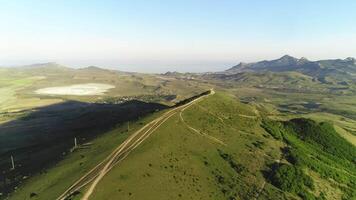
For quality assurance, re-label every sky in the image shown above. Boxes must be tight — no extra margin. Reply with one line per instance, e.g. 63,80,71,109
1,0,356,73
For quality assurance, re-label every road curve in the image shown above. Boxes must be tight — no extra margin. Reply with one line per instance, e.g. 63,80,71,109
57,89,214,200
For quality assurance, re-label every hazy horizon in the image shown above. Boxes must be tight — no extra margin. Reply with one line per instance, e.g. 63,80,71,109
1,0,356,73
2,54,356,74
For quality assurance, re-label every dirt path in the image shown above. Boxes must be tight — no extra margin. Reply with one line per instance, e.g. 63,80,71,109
238,114,257,119
81,112,177,200
178,90,226,146
57,89,214,200
253,181,266,200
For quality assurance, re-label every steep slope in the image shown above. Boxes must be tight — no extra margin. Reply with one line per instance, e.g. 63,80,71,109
227,55,309,73
262,118,356,199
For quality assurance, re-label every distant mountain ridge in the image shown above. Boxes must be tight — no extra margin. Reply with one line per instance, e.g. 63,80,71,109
15,62,68,69
225,55,356,81
2,56,356,81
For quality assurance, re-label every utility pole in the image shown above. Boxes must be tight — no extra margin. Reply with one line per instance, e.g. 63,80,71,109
74,137,78,148
127,121,130,132
10,155,15,170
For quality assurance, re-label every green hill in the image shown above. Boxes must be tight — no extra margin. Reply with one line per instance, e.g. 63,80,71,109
262,118,356,200
5,90,356,200
85,92,287,200
8,92,288,200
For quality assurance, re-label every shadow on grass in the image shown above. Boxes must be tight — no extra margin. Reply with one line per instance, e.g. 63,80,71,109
0,100,168,196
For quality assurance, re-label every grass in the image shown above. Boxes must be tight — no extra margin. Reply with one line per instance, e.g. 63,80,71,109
89,92,285,200
0,65,209,117
0,72,39,111
0,100,167,198
7,110,164,200
262,118,356,200
225,79,356,147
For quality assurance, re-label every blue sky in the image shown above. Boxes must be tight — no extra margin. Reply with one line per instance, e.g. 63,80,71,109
1,0,356,72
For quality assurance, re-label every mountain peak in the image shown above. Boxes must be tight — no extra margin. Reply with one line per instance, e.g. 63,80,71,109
279,55,298,61
345,57,356,63
273,55,300,66
299,57,309,61
236,62,248,67
84,66,104,70
22,62,66,69
225,62,250,73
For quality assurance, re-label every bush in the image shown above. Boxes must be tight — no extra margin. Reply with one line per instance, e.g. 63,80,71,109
263,117,356,199
261,120,283,140
269,163,314,195
284,147,304,166
218,149,245,174
298,191,316,200
284,118,355,163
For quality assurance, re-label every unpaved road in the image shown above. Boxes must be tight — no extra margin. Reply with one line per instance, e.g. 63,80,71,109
57,89,214,200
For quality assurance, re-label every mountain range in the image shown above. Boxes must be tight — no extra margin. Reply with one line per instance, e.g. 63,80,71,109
225,55,356,83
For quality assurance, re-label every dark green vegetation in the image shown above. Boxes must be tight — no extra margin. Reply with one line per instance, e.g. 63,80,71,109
262,118,356,200
284,118,355,162
269,164,314,198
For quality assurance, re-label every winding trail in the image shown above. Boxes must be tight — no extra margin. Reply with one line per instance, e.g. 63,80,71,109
57,89,214,200
178,89,226,145
179,105,226,145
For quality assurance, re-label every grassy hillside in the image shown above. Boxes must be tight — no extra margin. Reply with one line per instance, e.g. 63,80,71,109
5,90,355,200
0,100,166,198
262,118,356,200
6,110,165,200
87,92,288,200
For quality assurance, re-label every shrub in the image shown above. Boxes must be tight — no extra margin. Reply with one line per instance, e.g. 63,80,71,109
269,163,314,195
218,149,245,174
284,118,355,163
261,120,283,140
284,147,304,166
